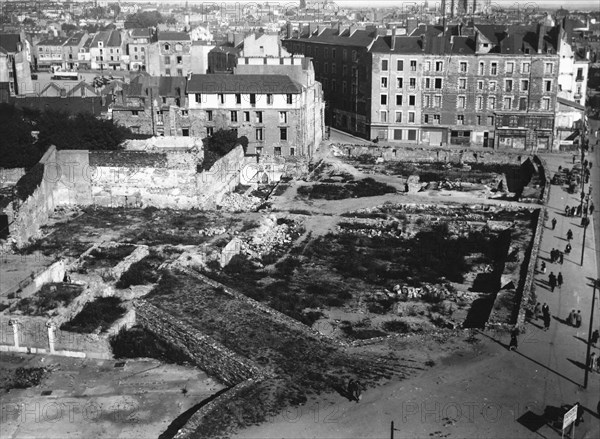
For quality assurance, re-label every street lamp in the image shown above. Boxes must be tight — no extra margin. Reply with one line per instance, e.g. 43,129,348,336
583,278,598,389
580,214,590,266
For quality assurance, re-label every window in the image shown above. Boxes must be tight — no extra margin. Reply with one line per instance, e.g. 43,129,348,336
490,62,497,75
458,96,466,108
457,115,464,125
352,50,357,61
395,111,402,122
545,63,553,74
380,110,387,123
290,147,295,156
181,110,188,116
267,94,273,104
206,110,213,121
332,48,336,58
544,80,552,92
434,95,442,108
279,111,287,123
332,63,336,74
488,116,495,126
342,81,347,93
409,95,416,106
175,43,183,51
394,129,403,140
131,110,139,116
542,97,550,110
521,80,529,92
506,62,514,74
503,97,512,110
477,80,484,90
256,112,263,123
256,128,263,141
425,78,431,89
195,93,202,103
397,59,403,71
182,128,189,137
433,114,440,124
409,78,416,89
165,68,171,76
408,112,415,123
381,77,388,88
332,79,337,91
206,127,214,136
256,146,263,154
395,94,403,106
459,78,467,90
324,48,329,58
164,55,170,65
218,93,225,104
250,94,256,105
407,130,417,141
477,96,484,110
424,61,431,72
380,94,387,105
477,116,482,126
488,97,496,109
177,56,182,64
243,111,250,122
478,62,484,75
280,128,287,141
162,97,167,104
435,61,442,71
434,78,443,89
396,77,403,88
382,59,388,71
424,114,430,124
274,147,282,156
343,65,347,76
459,61,468,73
489,81,497,92
286,94,293,104
519,97,527,110
410,60,417,71
324,63,329,73
505,79,513,92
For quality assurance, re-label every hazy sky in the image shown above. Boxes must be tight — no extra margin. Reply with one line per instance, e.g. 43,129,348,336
116,0,598,6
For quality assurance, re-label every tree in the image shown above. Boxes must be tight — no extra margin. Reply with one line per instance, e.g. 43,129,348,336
0,104,44,169
201,129,247,171
125,11,165,29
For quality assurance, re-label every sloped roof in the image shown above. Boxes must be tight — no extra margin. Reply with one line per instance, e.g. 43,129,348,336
158,31,190,41
158,76,186,97
130,28,152,38
66,81,98,97
64,32,86,46
557,97,585,111
187,74,301,94
38,37,69,46
294,28,377,47
0,34,21,53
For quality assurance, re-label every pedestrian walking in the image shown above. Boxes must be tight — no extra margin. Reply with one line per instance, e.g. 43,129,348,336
568,309,576,326
577,204,583,217
543,313,551,331
573,155,576,164
575,310,582,328
551,218,557,230
549,272,556,292
509,327,519,351
565,205,570,216
588,353,597,372
590,202,595,216
565,243,572,255
571,206,576,217
592,329,599,346
542,302,550,318
540,261,547,273
550,248,557,263
567,229,573,241
557,272,563,288
559,251,564,264
534,303,542,320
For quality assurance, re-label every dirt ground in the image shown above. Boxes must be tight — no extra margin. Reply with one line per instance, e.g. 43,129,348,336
0,352,226,439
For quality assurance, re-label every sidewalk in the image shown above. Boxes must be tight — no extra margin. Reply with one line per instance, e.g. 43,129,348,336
523,151,600,436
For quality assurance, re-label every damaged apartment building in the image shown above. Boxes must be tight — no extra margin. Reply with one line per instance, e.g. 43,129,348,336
283,21,589,151
111,33,324,157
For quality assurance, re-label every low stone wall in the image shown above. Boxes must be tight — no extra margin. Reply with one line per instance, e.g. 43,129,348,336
17,259,66,300
0,168,26,188
515,208,545,330
197,145,245,208
134,300,264,386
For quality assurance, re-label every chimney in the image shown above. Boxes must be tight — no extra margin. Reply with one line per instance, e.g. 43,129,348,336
286,22,293,39
318,24,328,35
308,22,318,36
391,26,396,51
537,24,545,54
421,34,427,51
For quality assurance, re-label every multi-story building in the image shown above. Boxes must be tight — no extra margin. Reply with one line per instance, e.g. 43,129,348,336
146,31,192,77
186,74,313,156
90,30,123,71
35,36,67,70
126,28,153,72
61,31,88,70
0,32,33,96
284,22,585,151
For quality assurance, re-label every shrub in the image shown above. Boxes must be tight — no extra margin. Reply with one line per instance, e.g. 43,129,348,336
12,367,47,388
15,163,44,201
116,257,159,289
13,283,83,316
109,326,192,364
60,297,126,333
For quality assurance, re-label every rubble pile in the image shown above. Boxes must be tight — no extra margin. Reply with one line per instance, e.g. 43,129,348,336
198,227,227,237
336,220,403,238
218,192,262,212
241,214,301,259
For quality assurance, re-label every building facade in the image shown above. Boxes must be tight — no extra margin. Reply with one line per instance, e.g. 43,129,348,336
146,31,192,77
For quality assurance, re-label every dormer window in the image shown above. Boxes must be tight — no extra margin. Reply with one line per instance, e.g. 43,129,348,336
164,43,170,51
175,43,183,51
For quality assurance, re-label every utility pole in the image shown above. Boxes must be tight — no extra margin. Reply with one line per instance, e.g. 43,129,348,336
581,215,589,266
583,279,597,388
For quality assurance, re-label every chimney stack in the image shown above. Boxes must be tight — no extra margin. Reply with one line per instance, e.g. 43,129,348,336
537,24,545,54
391,27,396,51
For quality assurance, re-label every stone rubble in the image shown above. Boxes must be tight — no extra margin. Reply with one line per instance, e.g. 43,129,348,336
217,192,262,212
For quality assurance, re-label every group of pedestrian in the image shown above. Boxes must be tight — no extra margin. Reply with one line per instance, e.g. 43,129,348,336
567,229,574,241
347,379,364,403
567,309,583,328
564,205,578,217
549,248,564,264
548,272,564,291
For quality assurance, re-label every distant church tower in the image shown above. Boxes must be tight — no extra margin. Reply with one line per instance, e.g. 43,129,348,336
300,0,306,9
